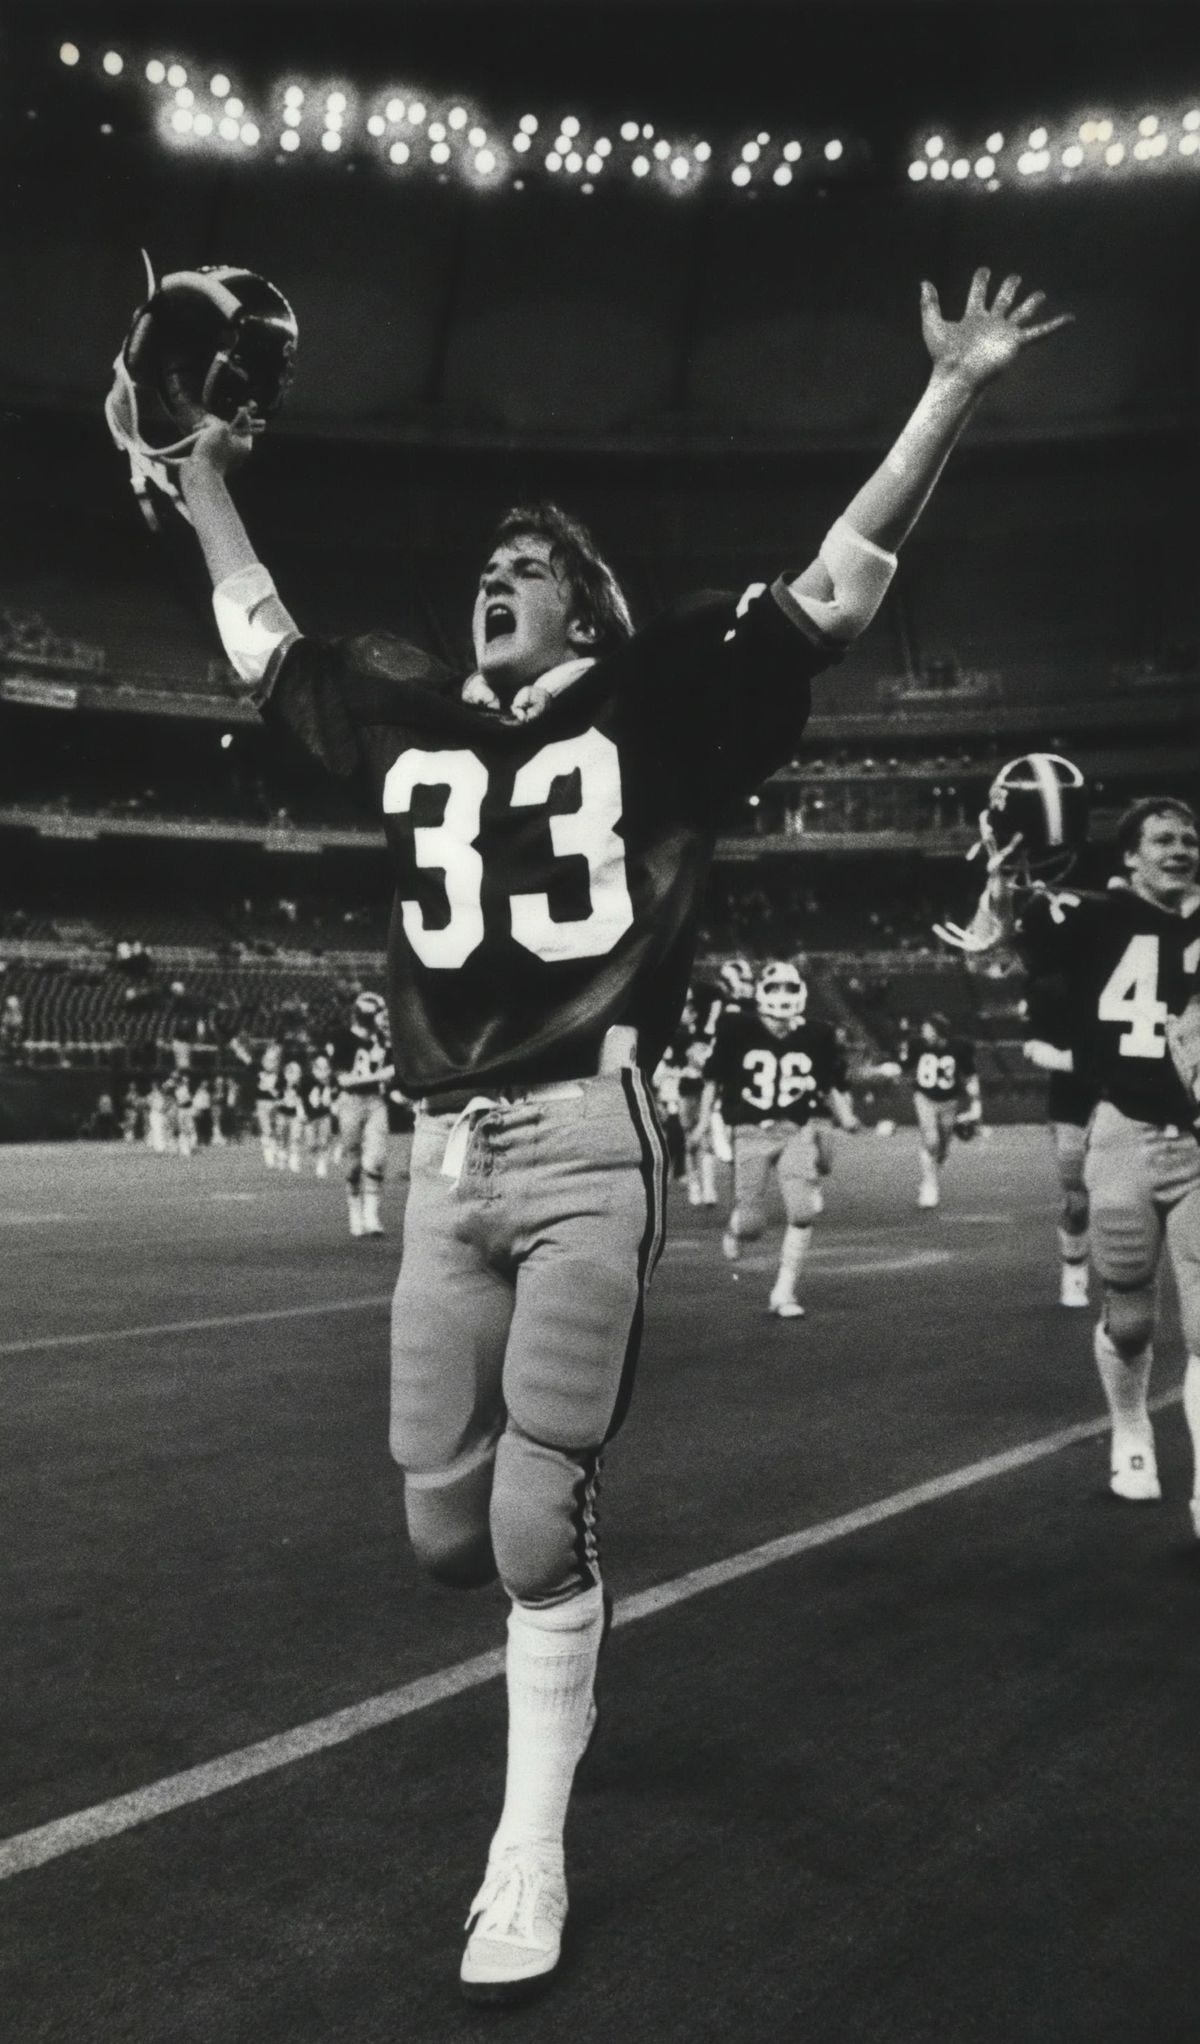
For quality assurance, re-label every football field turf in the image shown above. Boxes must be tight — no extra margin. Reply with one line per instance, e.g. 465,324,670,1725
2,1128,1196,2043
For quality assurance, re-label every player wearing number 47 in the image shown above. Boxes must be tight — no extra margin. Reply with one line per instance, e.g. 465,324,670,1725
173,265,1071,2004
947,789,1200,1533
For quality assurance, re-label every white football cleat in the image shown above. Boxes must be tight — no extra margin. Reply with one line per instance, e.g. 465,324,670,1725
347,1191,365,1238
1059,1262,1089,1308
1109,1432,1162,1503
722,1229,740,1261
768,1293,805,1319
460,1846,567,2004
916,1182,940,1209
360,1191,385,1236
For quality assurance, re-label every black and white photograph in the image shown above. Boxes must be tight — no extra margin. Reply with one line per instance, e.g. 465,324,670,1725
2,0,1198,2035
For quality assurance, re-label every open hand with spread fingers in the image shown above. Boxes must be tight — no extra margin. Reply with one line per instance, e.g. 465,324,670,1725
921,267,1073,390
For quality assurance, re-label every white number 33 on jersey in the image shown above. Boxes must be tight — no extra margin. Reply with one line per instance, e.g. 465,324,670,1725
383,729,635,968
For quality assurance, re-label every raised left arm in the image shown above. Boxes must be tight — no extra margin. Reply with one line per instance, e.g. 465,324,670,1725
790,269,1073,642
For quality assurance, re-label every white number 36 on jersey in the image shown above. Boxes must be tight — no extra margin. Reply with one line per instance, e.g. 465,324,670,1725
382,729,635,968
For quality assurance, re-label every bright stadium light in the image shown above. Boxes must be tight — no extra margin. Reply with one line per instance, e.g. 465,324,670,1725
283,106,301,126
1138,114,1158,136
742,141,761,162
167,65,187,88
241,124,259,147
1185,109,1200,130
986,131,1004,152
428,121,446,141
773,164,792,186
172,108,193,134
951,157,969,177
146,60,166,84
620,121,638,141
671,155,690,180
475,149,496,175
468,126,486,147
565,150,583,172
280,129,300,152
520,114,538,134
367,113,386,137
283,85,304,106
825,138,843,160
1029,125,1048,147
321,130,341,152
408,101,426,124
103,51,124,76
386,97,405,121
642,124,654,139
220,117,239,141
757,132,770,146
60,43,80,66
975,155,995,178
930,157,950,179
449,107,468,130
211,74,230,98
731,163,751,186
1095,119,1113,141
1062,144,1083,167
513,132,531,153
562,115,581,138
1105,141,1124,165
431,140,451,164
596,137,612,156
226,99,243,119
783,140,802,161
925,135,944,157
389,140,410,164
327,91,347,113
586,152,603,173
176,86,195,108
908,159,928,181
653,138,670,160
546,150,562,170
1181,133,1200,155
632,154,650,176
193,112,214,138
325,109,344,130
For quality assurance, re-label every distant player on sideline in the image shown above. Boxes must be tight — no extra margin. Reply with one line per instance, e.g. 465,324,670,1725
305,1050,337,1178
331,991,393,1236
254,1041,284,1167
173,264,1071,2001
949,786,1200,1522
895,1014,982,1208
701,962,859,1316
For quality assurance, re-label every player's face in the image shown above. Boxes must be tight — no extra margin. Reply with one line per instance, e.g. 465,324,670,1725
471,537,581,691
1125,813,1199,907
919,1021,943,1046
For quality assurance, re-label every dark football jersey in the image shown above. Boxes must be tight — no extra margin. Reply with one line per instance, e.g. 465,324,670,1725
305,1075,336,1117
711,1009,846,1127
330,1025,393,1096
902,1035,975,1101
1019,886,1200,1127
278,1061,307,1118
256,1060,280,1104
1023,961,1099,1128
258,580,836,1098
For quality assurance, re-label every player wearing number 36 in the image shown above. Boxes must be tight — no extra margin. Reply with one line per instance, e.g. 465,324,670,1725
177,266,1071,2003
954,791,1200,1530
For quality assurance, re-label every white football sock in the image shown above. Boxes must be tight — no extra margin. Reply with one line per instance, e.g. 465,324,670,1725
491,1582,606,1867
772,1222,811,1303
1183,1355,1200,1502
1093,1320,1152,1433
920,1150,938,1190
699,1151,717,1202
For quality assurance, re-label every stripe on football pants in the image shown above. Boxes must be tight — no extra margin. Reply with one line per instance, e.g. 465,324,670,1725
605,1067,670,1442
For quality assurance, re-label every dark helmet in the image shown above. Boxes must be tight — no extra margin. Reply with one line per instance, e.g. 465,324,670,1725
984,753,1088,876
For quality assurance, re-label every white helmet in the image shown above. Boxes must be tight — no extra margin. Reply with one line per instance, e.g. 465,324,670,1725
718,958,755,1002
755,962,807,1024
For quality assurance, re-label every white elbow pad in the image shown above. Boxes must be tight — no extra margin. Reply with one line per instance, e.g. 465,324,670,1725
792,517,898,643
212,564,298,687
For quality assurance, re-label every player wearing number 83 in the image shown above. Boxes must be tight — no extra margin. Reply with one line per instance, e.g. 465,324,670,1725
176,265,1071,2001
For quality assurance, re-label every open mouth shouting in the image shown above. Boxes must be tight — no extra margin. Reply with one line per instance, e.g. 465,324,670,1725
483,599,517,644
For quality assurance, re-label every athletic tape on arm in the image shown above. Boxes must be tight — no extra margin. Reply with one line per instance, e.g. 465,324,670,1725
791,518,897,642
212,564,299,687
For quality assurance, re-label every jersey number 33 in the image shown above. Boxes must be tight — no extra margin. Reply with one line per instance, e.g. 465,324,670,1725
383,730,634,969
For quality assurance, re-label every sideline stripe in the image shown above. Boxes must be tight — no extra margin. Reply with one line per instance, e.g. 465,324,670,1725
0,1295,393,1360
0,1391,1180,1883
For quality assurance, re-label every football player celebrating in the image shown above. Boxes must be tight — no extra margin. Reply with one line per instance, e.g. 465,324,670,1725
700,964,859,1317
172,263,1070,2001
276,1052,309,1174
897,1014,982,1209
953,787,1200,1523
254,1041,284,1168
330,991,393,1236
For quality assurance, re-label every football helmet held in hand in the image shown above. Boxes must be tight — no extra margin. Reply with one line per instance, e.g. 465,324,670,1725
105,253,297,529
981,753,1088,880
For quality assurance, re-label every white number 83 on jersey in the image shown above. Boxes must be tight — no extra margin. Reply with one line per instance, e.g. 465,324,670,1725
383,729,635,968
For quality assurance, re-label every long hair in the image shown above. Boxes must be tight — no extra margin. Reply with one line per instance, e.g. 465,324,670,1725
490,501,633,655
